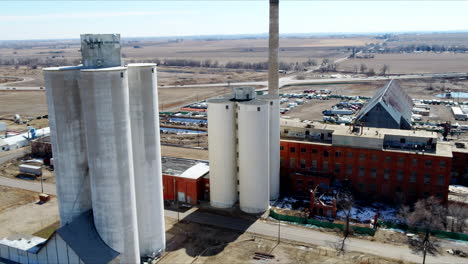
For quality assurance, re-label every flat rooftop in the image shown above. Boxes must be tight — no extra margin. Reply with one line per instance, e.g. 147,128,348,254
280,118,452,157
281,118,437,139
162,156,209,179
452,141,468,153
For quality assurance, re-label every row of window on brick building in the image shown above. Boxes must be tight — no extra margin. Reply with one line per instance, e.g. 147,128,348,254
280,147,447,186
282,146,446,167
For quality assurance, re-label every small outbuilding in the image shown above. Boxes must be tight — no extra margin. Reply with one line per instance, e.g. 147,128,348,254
162,157,210,205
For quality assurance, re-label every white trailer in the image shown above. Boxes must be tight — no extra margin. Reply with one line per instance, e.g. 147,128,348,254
19,164,42,176
452,107,468,121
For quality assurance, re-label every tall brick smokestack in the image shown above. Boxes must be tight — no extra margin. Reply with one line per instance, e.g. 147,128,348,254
268,0,279,96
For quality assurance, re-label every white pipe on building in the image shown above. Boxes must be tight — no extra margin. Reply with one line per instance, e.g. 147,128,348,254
127,63,165,256
207,99,237,208
78,67,140,263
44,66,92,225
238,100,270,214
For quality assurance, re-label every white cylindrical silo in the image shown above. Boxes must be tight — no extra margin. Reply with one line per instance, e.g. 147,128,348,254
259,95,280,200
78,67,140,264
207,99,237,208
43,66,92,225
238,100,270,214
127,63,165,256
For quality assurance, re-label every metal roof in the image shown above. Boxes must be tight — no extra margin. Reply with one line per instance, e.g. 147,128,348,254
161,156,208,177
355,80,413,128
55,210,119,264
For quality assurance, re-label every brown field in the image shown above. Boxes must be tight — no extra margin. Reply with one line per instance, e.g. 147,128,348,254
0,91,47,116
339,53,468,74
0,186,38,213
121,37,371,63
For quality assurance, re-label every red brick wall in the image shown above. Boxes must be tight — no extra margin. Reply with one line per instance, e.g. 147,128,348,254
452,151,468,186
280,140,452,203
163,174,204,205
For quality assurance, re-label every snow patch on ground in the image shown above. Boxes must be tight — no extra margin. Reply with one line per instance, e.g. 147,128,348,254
450,185,468,195
272,197,310,211
273,197,398,223
337,202,398,223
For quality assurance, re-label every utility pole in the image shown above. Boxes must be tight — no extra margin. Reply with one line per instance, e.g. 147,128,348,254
40,174,44,193
277,219,281,243
173,177,179,222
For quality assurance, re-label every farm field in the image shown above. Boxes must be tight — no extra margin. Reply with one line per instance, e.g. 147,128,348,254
339,53,468,74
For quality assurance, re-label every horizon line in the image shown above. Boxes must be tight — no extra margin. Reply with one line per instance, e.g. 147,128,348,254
2,29,468,42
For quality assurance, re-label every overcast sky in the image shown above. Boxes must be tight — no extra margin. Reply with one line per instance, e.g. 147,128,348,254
1,1,468,40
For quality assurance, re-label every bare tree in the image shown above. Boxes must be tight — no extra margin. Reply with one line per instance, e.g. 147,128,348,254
367,68,376,76
380,64,390,75
400,197,446,264
336,191,354,253
359,63,367,73
353,64,358,74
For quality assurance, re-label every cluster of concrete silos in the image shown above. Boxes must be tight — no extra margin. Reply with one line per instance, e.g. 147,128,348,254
208,0,280,214
208,87,280,214
44,34,164,263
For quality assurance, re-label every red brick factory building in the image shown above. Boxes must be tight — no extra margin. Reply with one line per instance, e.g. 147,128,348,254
280,119,453,203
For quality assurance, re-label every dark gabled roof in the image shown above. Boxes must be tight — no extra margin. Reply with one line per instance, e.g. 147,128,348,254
355,80,413,127
56,210,119,264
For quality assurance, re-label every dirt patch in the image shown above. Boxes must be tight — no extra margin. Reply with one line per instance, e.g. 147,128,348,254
0,91,47,116
161,145,208,160
0,197,59,238
0,155,55,184
374,229,408,245
0,186,38,213
162,218,412,264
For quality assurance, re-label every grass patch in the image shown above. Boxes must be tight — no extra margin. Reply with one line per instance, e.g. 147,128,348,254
33,221,59,239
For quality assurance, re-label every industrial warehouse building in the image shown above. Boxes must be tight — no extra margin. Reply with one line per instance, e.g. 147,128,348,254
280,119,453,203
355,80,413,130
162,157,209,205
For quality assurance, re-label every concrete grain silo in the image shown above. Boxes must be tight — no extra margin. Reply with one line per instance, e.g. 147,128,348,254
44,66,92,225
127,63,165,256
258,95,280,200
78,67,140,264
238,100,270,213
207,99,237,208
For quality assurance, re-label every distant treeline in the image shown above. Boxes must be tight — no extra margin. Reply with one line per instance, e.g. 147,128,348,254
0,57,80,68
126,58,318,72
0,56,322,72
364,43,468,53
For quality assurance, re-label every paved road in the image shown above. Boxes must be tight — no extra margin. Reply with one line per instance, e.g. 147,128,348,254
0,175,56,194
1,174,466,263
0,147,31,164
0,76,42,91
